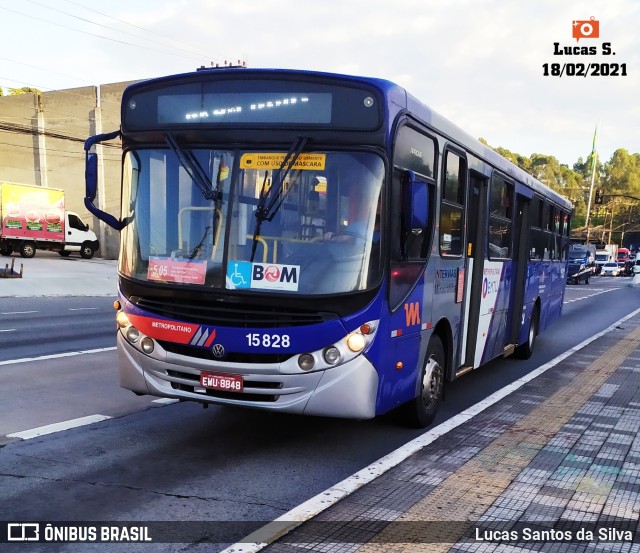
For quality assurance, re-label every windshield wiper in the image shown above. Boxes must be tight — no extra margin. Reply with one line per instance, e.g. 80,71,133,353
249,136,309,262
189,226,212,260
165,133,217,201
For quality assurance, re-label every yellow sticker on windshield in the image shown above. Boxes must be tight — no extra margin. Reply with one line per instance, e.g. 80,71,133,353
240,153,326,170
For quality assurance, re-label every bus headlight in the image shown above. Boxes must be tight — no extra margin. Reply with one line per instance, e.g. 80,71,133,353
346,333,366,352
285,320,379,374
140,337,155,354
298,353,315,371
323,346,341,365
125,326,140,343
116,311,130,328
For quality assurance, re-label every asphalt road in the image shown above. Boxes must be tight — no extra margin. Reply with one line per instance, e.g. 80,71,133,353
0,296,116,361
0,275,638,551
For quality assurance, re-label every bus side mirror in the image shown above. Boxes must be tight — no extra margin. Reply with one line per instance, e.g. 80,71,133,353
86,153,98,201
84,129,126,230
402,171,429,232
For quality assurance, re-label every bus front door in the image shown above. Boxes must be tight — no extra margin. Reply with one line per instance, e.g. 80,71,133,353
460,172,488,371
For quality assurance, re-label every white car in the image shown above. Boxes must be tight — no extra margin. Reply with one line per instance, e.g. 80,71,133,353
633,259,640,275
601,261,620,276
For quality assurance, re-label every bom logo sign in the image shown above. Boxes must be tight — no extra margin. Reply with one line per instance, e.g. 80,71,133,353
572,16,599,41
252,263,300,291
226,261,300,292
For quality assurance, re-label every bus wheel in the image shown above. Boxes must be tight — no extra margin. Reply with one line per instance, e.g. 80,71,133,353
402,335,444,428
514,307,539,360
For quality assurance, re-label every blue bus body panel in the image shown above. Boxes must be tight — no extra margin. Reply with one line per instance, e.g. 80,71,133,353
480,261,512,364
122,294,386,356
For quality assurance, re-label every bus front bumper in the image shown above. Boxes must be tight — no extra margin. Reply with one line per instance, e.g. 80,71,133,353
117,333,378,419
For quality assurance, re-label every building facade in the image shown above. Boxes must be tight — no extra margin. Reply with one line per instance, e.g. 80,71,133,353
0,82,136,259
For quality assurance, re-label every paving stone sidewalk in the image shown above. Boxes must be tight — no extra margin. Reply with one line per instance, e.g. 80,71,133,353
261,314,640,553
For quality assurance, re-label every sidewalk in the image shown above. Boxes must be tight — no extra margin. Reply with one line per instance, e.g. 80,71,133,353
0,251,117,297
243,310,640,553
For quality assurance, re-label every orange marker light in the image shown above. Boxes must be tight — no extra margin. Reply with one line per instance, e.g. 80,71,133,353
396,362,404,370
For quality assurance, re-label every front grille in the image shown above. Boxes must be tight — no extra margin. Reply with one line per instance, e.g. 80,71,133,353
167,370,282,402
159,341,292,364
131,296,336,328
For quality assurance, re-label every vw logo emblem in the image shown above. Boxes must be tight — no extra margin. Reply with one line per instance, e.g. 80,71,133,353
212,344,225,358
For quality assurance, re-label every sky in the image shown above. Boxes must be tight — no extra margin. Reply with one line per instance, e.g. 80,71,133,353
1,0,638,167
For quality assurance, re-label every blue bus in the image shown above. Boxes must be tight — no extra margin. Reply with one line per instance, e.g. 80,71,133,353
85,67,572,427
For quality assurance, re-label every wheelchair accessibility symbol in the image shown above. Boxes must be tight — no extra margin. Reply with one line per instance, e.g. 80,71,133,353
226,261,251,289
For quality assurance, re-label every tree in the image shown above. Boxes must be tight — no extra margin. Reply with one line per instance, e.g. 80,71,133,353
599,149,640,242
474,138,639,238
603,149,640,197
7,87,41,95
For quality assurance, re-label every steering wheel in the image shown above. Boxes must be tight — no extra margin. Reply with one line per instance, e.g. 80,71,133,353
327,231,366,245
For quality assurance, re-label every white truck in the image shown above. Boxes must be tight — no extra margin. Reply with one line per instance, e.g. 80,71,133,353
0,182,99,259
594,244,617,275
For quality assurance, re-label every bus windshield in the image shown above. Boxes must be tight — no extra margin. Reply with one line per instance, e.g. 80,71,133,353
119,147,384,296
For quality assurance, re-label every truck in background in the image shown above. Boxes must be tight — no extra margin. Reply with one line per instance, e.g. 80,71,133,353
0,182,99,259
594,244,617,275
567,243,596,284
617,247,632,276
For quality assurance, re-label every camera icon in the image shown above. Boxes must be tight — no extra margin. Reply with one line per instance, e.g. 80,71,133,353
572,16,599,41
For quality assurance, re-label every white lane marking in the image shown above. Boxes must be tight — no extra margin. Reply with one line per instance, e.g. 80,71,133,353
151,398,179,405
0,347,116,366
0,329,17,332
564,287,619,304
7,415,112,440
0,310,39,315
220,306,640,553
68,307,99,311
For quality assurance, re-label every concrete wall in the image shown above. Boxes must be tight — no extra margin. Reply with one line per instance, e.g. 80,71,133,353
0,82,137,259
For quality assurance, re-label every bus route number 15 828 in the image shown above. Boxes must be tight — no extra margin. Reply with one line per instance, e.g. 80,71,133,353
245,333,291,348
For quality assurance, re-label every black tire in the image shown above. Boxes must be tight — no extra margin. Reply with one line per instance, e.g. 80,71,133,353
58,250,71,257
0,245,12,256
401,335,445,428
514,306,539,360
19,241,36,258
80,242,94,259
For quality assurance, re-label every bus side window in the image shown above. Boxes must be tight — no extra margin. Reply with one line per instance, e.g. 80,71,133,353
488,174,513,259
389,168,433,309
440,150,466,256
389,125,436,309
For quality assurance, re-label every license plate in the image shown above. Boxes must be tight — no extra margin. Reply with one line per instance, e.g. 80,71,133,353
200,372,243,392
